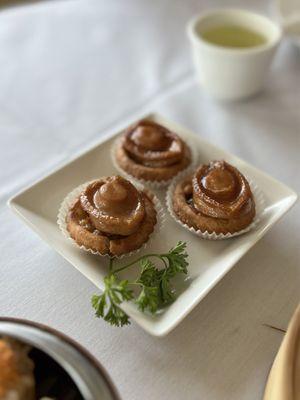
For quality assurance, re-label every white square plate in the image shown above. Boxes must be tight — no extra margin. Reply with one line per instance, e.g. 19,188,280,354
8,113,297,336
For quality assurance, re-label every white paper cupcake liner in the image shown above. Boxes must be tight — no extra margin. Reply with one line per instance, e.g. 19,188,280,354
111,136,198,189
166,172,265,240
57,179,165,259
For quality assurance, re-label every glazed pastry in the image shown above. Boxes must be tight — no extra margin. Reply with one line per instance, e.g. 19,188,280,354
172,161,255,235
66,176,157,256
115,120,191,182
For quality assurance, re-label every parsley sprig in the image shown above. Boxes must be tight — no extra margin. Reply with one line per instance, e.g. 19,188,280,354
91,241,189,327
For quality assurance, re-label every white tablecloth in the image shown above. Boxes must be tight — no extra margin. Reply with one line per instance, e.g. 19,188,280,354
0,1,299,399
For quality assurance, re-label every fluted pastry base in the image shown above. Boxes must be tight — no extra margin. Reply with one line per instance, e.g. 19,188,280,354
172,174,255,234
66,192,156,256
166,172,264,239
58,181,163,257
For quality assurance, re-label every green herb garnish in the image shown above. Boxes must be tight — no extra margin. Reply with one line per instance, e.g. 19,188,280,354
91,241,189,327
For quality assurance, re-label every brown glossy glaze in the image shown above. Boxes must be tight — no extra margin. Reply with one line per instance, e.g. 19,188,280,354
122,120,185,168
193,161,252,219
172,161,256,235
66,176,157,256
115,120,192,182
92,177,139,216
130,125,171,151
80,176,145,236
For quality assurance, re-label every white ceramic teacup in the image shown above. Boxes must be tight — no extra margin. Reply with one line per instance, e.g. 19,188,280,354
187,9,282,100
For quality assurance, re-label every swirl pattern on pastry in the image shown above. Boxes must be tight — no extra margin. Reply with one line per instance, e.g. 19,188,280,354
115,120,191,182
66,176,157,256
80,176,145,236
172,161,256,235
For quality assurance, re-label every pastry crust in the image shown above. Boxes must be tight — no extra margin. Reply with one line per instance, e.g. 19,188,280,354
172,164,256,235
115,120,191,182
66,191,157,256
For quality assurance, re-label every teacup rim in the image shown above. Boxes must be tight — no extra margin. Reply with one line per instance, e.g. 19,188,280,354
187,8,282,55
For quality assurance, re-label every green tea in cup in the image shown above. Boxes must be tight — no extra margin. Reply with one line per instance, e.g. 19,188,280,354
201,25,266,48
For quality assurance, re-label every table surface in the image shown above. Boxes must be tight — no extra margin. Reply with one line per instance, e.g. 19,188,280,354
0,1,299,399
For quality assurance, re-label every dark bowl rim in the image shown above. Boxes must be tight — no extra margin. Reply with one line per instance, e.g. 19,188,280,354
0,317,121,400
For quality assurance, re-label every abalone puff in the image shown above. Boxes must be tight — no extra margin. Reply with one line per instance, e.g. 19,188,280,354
66,176,157,256
172,161,256,234
115,120,191,182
